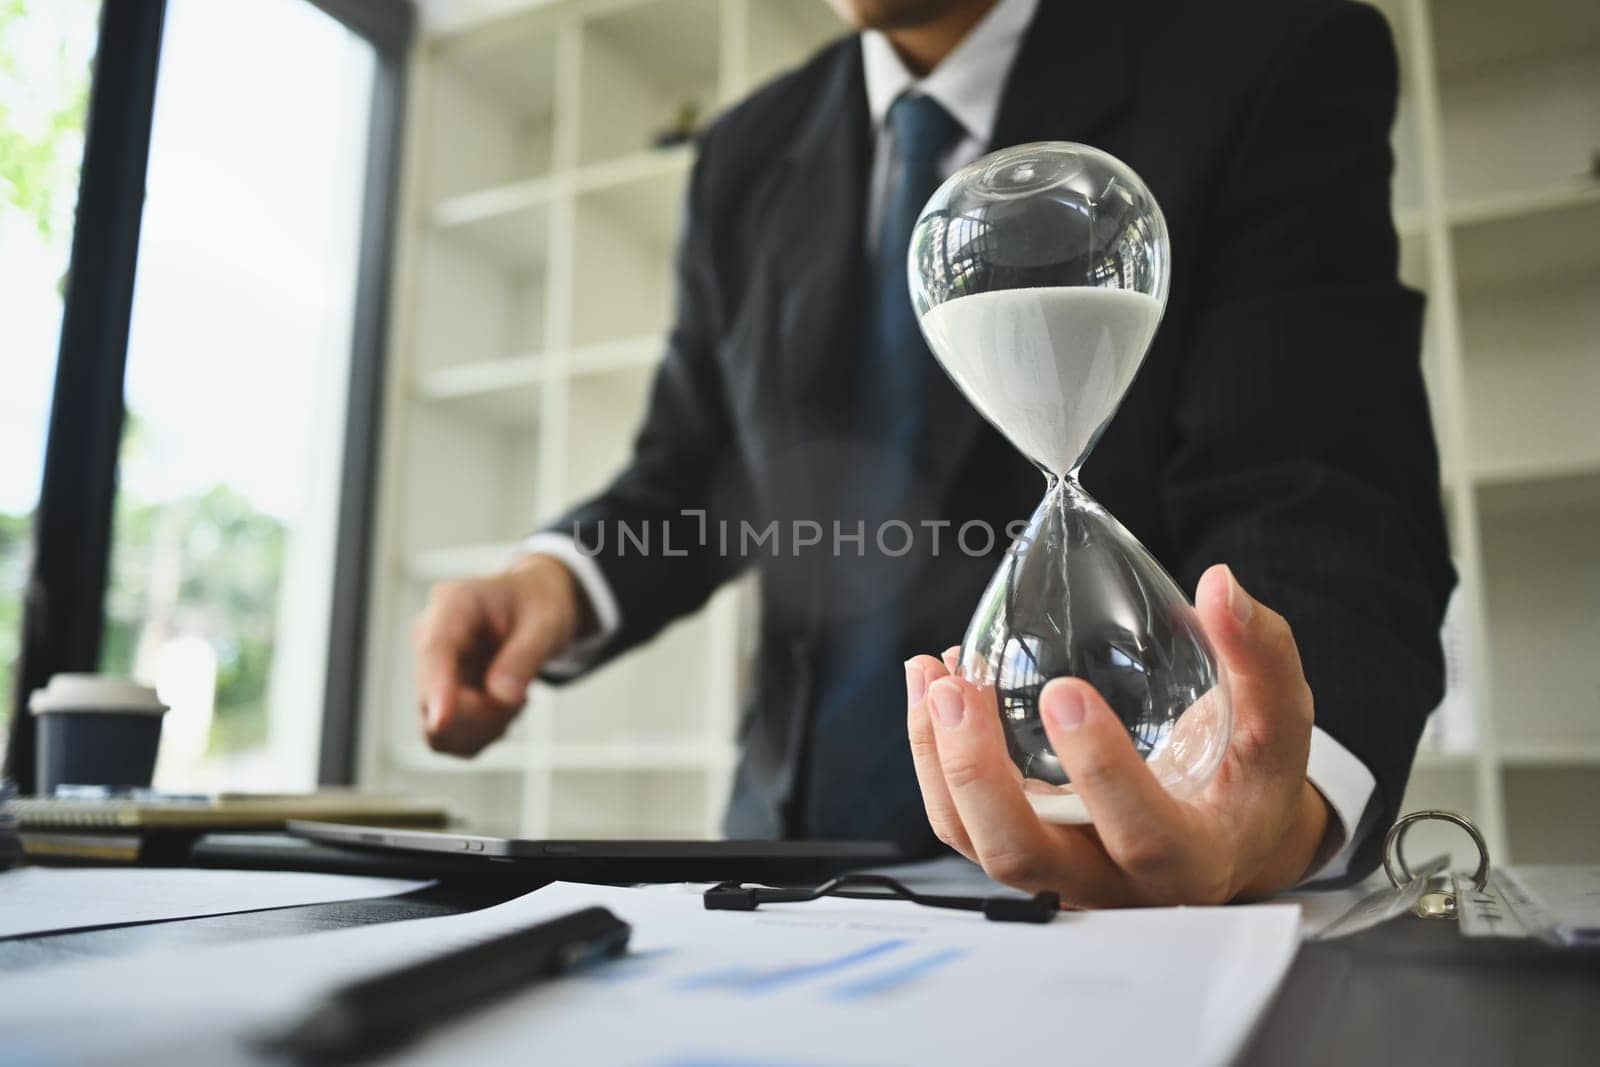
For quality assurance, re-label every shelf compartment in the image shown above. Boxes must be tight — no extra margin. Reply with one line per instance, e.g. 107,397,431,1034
574,143,692,196
430,189,552,271
1479,503,1600,751
1451,186,1600,295
418,353,554,396
424,20,560,200
560,363,655,508
576,0,721,168
431,175,559,234
1447,179,1600,231
414,230,549,375
415,351,553,427
401,401,544,552
1498,742,1600,767
1459,273,1600,480
413,338,659,424
1475,465,1600,518
548,608,719,749
569,334,662,376
569,166,684,348
1432,0,1599,204
1501,766,1600,863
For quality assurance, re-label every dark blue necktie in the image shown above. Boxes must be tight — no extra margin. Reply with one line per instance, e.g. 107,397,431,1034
802,94,964,846
863,94,965,458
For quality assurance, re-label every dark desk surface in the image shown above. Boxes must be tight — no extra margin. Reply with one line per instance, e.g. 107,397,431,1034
3,878,1596,1065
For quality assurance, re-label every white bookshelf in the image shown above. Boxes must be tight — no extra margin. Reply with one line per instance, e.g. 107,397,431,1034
1380,0,1600,866
359,0,841,839
362,0,1600,861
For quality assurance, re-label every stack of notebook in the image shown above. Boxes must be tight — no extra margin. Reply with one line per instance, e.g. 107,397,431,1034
12,790,450,863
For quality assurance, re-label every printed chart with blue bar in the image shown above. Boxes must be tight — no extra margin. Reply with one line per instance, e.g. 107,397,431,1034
580,938,970,1002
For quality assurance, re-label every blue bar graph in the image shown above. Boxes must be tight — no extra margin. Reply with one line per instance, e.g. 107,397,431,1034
827,947,969,1001
677,939,911,995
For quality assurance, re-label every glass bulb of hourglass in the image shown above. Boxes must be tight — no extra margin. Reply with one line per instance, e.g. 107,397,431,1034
909,142,1231,824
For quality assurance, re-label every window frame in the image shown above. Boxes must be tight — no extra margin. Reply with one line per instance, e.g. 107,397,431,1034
3,0,415,793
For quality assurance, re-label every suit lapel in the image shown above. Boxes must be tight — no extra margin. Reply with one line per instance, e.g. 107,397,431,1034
988,0,1130,152
917,0,1134,507
771,42,871,446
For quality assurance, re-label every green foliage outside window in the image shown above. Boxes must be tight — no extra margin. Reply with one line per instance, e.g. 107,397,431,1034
100,482,289,753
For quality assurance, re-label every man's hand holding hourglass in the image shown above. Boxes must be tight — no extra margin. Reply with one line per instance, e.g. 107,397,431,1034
906,564,1334,907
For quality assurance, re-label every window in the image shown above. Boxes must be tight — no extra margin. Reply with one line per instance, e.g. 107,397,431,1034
98,0,377,790
0,0,101,756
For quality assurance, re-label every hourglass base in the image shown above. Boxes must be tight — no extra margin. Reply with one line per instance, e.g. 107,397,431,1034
1025,784,1092,825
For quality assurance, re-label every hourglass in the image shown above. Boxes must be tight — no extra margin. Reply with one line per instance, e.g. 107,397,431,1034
910,142,1231,824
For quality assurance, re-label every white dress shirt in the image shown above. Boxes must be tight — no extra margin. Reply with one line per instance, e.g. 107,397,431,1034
522,0,1376,883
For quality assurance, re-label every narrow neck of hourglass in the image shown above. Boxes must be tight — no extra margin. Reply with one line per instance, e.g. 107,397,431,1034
1042,468,1086,494
1040,470,1104,515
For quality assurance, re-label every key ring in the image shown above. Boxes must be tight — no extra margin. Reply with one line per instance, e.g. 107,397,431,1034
1383,809,1490,892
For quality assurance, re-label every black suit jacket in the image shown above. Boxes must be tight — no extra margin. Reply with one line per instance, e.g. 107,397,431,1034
551,0,1455,880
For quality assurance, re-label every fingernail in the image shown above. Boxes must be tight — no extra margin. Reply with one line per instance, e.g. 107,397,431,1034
1226,566,1254,624
904,660,927,705
1044,685,1087,731
930,684,964,729
425,698,444,731
489,673,525,703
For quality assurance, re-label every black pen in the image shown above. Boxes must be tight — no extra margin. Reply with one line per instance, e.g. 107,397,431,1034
256,905,631,1064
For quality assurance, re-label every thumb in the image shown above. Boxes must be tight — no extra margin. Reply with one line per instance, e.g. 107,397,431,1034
1195,563,1313,746
485,616,562,706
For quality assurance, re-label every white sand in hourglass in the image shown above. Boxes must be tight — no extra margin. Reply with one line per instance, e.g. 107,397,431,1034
919,286,1162,476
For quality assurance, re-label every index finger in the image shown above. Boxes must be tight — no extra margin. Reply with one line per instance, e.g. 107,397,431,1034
906,655,974,860
413,597,491,727
926,675,1064,889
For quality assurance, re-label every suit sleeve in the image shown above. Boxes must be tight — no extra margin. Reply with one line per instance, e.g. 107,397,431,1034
1161,2,1456,882
540,140,751,674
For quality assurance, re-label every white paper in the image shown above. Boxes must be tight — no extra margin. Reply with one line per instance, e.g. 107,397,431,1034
0,867,432,941
0,879,1301,1067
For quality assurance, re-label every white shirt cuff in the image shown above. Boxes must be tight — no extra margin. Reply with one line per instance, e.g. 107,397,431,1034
512,533,623,679
1300,725,1378,884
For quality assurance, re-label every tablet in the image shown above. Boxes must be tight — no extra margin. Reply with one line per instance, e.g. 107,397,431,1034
287,821,904,883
